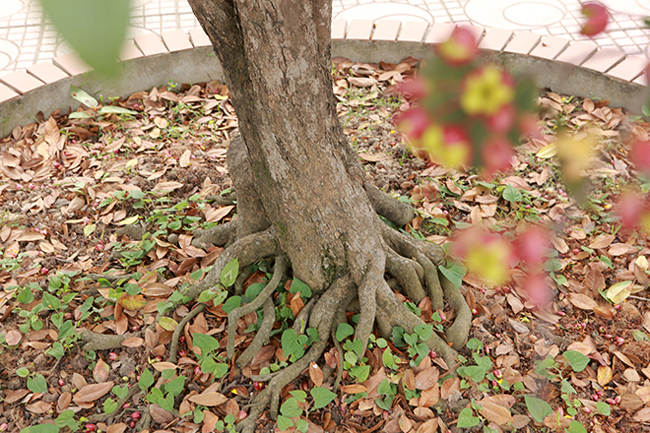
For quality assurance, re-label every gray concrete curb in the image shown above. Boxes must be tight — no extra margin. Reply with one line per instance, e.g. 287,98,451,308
1,20,648,138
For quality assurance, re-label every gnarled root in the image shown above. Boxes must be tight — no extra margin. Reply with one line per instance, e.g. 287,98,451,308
227,256,287,363
192,220,238,249
364,183,415,227
380,223,471,354
77,228,278,352
237,277,355,433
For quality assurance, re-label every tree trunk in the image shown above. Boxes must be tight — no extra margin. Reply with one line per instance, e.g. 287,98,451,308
179,1,472,430
189,0,383,293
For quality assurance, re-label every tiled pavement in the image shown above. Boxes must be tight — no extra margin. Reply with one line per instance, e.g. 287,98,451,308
1,0,650,77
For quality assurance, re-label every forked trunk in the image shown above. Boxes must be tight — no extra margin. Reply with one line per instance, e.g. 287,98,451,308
188,0,385,291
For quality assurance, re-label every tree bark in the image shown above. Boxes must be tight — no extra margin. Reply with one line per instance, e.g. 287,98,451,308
181,1,470,430
188,0,384,292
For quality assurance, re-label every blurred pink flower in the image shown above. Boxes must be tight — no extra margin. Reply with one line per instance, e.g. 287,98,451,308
580,2,608,36
435,26,479,66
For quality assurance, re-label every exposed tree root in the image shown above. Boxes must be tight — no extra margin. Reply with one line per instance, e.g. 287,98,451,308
77,228,278,351
385,246,426,303
237,277,354,433
376,281,458,366
192,220,238,248
227,256,287,362
181,228,278,301
169,303,206,363
75,203,472,433
364,183,415,227
439,272,471,350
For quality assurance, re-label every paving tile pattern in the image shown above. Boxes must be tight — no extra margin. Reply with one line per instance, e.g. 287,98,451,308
1,0,650,78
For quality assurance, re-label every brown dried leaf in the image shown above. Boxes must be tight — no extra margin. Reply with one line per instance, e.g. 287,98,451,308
477,399,513,426
121,337,144,348
106,423,128,433
205,205,235,223
440,377,460,399
359,152,389,162
418,384,440,407
189,391,228,406
5,329,22,346
73,381,114,404
309,362,324,387
152,181,184,192
341,384,368,394
93,358,111,383
348,77,376,87
152,361,177,372
290,293,304,318
567,293,597,310
620,393,644,411
597,366,612,387
609,243,637,256
403,369,416,391
589,234,616,249
415,366,439,390
150,403,174,424
5,389,30,404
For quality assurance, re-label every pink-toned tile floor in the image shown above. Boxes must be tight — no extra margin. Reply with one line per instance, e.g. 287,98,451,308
0,0,649,76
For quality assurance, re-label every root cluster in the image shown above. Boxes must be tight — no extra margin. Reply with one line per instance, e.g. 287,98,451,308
78,188,472,433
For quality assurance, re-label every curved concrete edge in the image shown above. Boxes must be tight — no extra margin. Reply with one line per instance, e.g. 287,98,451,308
0,21,647,138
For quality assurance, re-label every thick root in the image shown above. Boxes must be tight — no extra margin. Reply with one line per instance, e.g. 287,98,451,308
439,271,471,350
78,229,278,352
227,256,287,360
237,277,352,433
237,297,275,368
78,329,135,352
192,220,238,248
182,228,278,300
385,247,426,303
169,303,206,363
354,257,384,352
376,281,459,366
364,183,415,227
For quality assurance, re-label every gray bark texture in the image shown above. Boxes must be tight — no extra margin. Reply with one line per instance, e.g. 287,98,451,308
189,0,385,293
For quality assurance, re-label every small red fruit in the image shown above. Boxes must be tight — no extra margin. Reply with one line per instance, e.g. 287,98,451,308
253,381,266,391
109,352,118,361
129,420,136,428
58,379,65,386
131,411,142,420
239,410,248,420
194,366,203,375
178,349,187,358
122,402,130,409
85,424,96,432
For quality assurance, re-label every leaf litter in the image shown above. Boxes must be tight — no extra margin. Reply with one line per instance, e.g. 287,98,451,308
0,57,650,433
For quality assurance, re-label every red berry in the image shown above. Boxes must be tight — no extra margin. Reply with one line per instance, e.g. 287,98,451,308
429,350,437,359
58,379,65,387
253,381,266,391
129,420,136,428
122,403,130,409
109,352,118,361
179,336,185,343
85,424,96,432
131,411,141,420
239,410,248,419
472,308,479,315
194,366,203,375
178,349,186,358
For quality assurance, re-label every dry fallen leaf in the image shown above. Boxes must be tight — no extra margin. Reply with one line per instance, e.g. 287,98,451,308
73,381,114,404
189,391,228,406
566,293,597,310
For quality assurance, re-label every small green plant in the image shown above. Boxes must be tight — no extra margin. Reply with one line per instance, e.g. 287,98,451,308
276,387,337,432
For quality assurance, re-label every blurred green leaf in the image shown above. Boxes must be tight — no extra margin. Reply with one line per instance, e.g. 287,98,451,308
39,0,130,75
